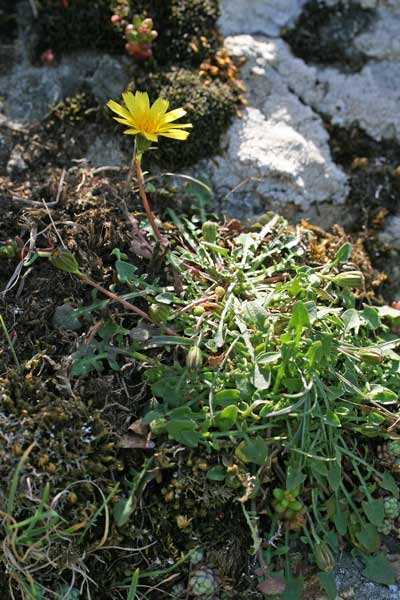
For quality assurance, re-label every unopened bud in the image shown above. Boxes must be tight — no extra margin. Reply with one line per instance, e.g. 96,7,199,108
50,248,81,274
202,221,218,243
358,347,384,365
186,346,203,371
314,541,335,572
330,270,365,289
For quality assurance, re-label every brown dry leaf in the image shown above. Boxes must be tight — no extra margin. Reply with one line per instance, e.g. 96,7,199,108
208,353,226,367
128,418,148,436
119,433,155,450
257,574,286,595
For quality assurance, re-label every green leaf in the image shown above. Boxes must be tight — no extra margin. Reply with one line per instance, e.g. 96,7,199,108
155,292,177,304
328,461,342,492
318,572,337,600
362,306,381,330
356,522,379,553
286,465,305,490
213,389,241,407
380,472,399,498
115,260,137,283
342,308,361,335
206,465,226,481
166,420,202,448
282,576,303,600
127,569,139,600
362,499,384,527
334,504,348,535
333,242,352,265
236,436,268,465
243,301,268,329
215,405,238,431
113,495,136,527
369,385,398,404
289,301,311,344
362,553,396,585
323,411,341,427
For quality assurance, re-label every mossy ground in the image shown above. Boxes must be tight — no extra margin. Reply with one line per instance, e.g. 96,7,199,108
1,107,396,597
2,1,400,598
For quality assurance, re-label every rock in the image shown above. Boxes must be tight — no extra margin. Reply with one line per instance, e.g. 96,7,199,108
378,216,400,251
86,134,124,168
354,5,400,60
0,133,10,167
280,2,400,142
0,53,130,125
219,0,305,36
204,35,348,218
87,54,130,104
6,146,27,178
334,553,400,600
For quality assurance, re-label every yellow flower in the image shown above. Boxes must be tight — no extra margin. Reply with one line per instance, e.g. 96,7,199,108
107,90,192,142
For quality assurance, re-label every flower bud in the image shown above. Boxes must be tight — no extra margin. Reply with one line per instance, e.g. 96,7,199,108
202,221,218,243
186,346,203,371
314,541,335,572
358,347,384,365
111,14,120,23
215,286,225,300
50,248,81,274
331,270,365,289
148,303,170,323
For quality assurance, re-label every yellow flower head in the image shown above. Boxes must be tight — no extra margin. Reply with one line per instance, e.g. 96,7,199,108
107,90,192,143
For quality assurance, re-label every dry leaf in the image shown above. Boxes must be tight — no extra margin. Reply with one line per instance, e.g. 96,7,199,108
119,433,155,450
128,418,148,436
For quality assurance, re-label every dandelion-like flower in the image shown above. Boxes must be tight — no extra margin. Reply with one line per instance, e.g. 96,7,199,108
107,90,192,142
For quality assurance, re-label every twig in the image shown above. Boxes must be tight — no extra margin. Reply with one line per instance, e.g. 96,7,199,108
28,0,38,18
42,199,66,248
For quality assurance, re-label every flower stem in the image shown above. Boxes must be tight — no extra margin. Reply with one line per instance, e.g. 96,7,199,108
79,274,176,335
134,157,167,247
80,274,153,322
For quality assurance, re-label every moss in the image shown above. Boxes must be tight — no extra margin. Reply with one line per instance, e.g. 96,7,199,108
34,0,122,58
284,0,375,73
114,0,221,65
0,370,118,514
143,67,237,167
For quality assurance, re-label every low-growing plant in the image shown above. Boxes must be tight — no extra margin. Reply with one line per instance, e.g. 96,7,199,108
46,208,400,596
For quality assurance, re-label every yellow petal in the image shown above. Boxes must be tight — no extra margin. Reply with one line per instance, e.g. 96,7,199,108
150,97,169,121
123,128,140,135
134,91,151,115
163,107,187,123
158,122,192,131
122,91,138,116
113,116,136,126
107,99,132,120
159,130,191,140
142,131,159,142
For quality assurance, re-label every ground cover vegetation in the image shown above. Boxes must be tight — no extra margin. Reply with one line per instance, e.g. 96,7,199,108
1,1,400,599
